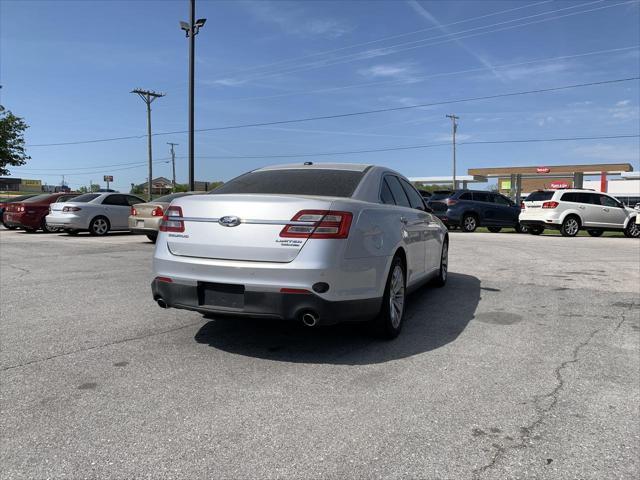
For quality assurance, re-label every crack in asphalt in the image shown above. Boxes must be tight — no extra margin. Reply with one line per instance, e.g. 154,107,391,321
472,325,606,480
0,320,203,372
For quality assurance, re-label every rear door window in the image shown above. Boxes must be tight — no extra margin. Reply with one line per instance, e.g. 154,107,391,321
399,178,425,210
459,192,472,200
103,194,127,206
599,195,619,207
493,195,512,206
473,192,491,203
561,192,579,203
380,179,395,205
385,176,411,208
210,169,364,197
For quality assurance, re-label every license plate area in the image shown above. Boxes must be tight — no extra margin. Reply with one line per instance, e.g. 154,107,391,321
198,282,245,309
136,220,144,227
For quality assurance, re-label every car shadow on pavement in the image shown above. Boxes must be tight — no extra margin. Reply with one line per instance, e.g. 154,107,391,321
194,272,480,365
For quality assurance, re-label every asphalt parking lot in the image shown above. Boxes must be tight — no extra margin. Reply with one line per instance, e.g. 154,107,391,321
1,229,638,479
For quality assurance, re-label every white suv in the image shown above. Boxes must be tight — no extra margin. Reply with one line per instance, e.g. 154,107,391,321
519,189,639,238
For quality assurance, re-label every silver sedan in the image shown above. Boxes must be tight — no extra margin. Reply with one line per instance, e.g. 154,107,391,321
151,163,449,338
46,192,145,236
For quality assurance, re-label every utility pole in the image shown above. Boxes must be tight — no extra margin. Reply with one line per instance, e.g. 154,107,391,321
446,114,459,190
132,88,165,201
180,1,207,192
167,142,179,191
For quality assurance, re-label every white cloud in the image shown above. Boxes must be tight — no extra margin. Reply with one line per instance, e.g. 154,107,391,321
358,63,420,83
616,100,631,107
240,1,352,38
568,100,593,107
572,144,639,162
536,116,556,127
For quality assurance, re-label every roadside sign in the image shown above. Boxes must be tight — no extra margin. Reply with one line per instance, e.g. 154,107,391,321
550,181,569,189
536,167,551,174
104,175,114,182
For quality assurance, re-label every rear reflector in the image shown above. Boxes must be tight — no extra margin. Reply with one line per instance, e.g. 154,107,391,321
520,201,525,210
131,206,137,216
445,199,458,206
159,206,185,232
280,210,352,239
280,288,311,294
155,276,173,283
542,201,559,209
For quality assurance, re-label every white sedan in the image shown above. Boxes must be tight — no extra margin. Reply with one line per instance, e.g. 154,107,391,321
46,192,145,236
152,163,449,338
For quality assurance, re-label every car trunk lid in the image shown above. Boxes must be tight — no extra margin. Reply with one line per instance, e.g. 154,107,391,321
166,194,335,262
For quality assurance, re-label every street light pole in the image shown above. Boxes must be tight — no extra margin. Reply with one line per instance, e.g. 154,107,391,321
446,114,459,190
181,0,206,192
132,89,165,201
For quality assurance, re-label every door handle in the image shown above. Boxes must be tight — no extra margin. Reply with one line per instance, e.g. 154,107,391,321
579,206,585,209
603,208,610,212
400,216,408,224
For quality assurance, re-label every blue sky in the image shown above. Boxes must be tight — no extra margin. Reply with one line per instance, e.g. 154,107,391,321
1,0,639,192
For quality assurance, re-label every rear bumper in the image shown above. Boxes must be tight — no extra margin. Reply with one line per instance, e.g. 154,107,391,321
128,216,161,233
519,220,561,230
151,278,381,324
2,212,40,229
45,214,86,230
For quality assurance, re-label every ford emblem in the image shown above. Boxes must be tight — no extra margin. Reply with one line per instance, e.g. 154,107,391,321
219,215,241,227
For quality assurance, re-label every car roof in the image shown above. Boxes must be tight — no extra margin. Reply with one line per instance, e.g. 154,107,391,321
255,162,372,172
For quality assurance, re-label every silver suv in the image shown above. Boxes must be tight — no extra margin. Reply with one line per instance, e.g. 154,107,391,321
519,189,639,238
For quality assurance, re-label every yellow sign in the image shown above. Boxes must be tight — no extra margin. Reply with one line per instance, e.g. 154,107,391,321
21,179,41,186
500,180,511,190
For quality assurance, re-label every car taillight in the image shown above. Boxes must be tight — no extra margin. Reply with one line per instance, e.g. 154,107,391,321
280,210,352,239
151,206,164,217
542,201,559,209
520,201,525,210
63,206,81,212
16,205,25,212
445,199,458,206
131,206,138,216
159,206,184,232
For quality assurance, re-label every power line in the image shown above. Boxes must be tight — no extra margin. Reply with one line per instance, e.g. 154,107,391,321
12,159,171,176
208,0,554,80
27,76,640,147
208,46,639,104
171,134,639,160
223,0,624,83
11,157,172,171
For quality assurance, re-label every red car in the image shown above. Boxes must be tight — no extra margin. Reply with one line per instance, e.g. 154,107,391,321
3,193,79,233
1,194,39,229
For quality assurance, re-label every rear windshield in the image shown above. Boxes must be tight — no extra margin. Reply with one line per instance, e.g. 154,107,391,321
430,191,453,201
22,194,53,203
72,193,101,203
154,193,190,203
210,169,364,197
526,191,554,202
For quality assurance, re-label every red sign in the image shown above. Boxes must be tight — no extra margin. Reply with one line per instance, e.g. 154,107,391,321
536,167,551,174
550,181,569,189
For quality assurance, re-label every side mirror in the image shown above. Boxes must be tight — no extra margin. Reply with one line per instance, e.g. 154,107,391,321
423,205,433,213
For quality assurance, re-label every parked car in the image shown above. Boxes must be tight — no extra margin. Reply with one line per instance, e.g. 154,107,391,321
519,189,639,237
2,193,79,232
129,192,197,242
152,163,449,339
418,190,432,199
0,194,39,229
45,192,145,236
427,189,523,233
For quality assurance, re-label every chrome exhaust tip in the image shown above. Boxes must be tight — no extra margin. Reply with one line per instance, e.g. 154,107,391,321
156,298,168,309
301,312,319,327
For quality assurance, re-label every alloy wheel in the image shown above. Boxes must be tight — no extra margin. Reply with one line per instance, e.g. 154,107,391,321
564,218,579,236
463,216,476,232
389,265,405,329
93,219,108,235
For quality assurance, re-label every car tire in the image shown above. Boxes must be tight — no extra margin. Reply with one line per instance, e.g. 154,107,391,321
372,255,406,340
3,223,17,230
41,219,58,233
24,228,38,233
462,214,478,232
587,229,603,237
514,223,528,234
487,226,502,233
146,233,158,243
65,229,79,235
624,221,640,238
433,237,448,288
89,216,110,236
560,216,580,237
529,226,544,235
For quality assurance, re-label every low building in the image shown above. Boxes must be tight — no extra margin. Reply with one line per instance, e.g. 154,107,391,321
0,177,42,192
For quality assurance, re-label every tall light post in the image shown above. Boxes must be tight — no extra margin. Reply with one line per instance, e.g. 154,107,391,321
167,142,179,191
446,114,459,190
132,89,165,201
180,0,206,192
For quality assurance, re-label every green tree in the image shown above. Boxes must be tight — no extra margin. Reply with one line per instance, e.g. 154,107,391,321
0,105,30,175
